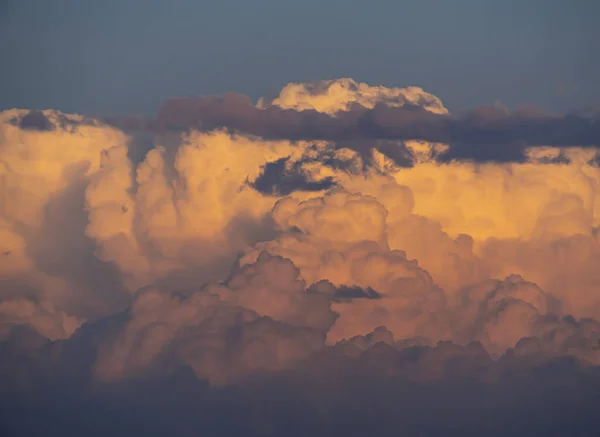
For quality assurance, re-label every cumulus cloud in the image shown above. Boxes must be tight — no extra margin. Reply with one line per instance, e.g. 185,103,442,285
93,252,335,385
258,78,449,115
2,78,600,436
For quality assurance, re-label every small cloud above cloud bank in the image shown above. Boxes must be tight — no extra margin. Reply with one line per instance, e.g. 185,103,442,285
2,79,600,436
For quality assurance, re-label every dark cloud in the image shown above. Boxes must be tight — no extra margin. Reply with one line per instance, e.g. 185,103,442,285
309,281,383,302
13,110,55,131
10,110,105,132
2,325,600,437
154,94,600,162
250,156,336,196
332,285,382,301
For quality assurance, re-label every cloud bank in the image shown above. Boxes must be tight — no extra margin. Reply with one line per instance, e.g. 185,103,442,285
2,78,600,436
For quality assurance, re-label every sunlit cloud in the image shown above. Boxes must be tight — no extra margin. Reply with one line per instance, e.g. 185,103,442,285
2,79,600,435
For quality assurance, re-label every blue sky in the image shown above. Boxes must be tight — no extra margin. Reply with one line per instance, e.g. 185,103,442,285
1,0,598,115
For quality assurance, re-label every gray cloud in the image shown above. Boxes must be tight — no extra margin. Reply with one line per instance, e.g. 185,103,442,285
250,156,336,196
154,94,600,162
13,110,55,131
2,322,600,437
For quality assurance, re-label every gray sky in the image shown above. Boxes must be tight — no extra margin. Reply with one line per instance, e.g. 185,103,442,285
1,0,598,115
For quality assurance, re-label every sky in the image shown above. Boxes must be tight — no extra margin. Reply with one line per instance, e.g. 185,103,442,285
1,0,599,115
2,2,600,436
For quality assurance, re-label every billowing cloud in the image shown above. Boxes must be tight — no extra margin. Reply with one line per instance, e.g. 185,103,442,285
258,78,449,115
2,78,600,436
0,109,131,339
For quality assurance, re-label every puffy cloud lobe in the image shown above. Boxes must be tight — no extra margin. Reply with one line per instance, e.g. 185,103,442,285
210,253,337,331
95,253,333,384
387,213,486,292
242,191,447,343
271,190,389,245
454,275,551,355
259,78,449,115
93,287,256,383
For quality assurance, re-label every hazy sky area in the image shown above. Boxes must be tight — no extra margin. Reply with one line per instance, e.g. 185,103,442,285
1,0,599,115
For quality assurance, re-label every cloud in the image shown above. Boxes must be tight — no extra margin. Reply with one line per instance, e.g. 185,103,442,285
0,109,131,339
2,78,600,435
155,82,600,163
250,156,337,196
258,78,449,115
13,110,55,131
0,298,81,340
